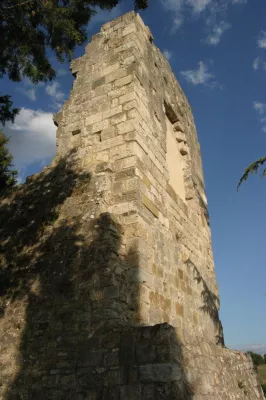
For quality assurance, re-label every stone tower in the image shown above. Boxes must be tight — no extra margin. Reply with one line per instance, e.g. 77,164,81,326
0,11,263,400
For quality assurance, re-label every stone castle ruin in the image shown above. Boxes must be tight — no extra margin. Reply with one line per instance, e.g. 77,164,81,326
0,11,264,400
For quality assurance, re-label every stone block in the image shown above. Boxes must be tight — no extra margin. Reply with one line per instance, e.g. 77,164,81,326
175,303,184,317
119,92,136,105
110,112,127,125
141,194,159,218
105,68,127,83
102,105,123,120
102,62,120,77
139,364,182,383
85,112,103,127
91,119,109,134
115,74,134,88
120,386,141,400
92,76,105,89
122,22,137,37
101,126,116,141
117,120,135,135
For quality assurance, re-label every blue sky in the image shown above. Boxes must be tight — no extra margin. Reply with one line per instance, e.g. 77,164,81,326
2,0,266,352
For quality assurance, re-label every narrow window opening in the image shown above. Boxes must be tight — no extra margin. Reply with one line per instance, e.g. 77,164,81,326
164,103,186,202
93,131,102,142
164,101,179,124
71,129,81,147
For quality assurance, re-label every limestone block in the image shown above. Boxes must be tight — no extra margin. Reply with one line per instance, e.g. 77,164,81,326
110,112,127,125
105,68,127,83
102,105,123,120
85,111,103,127
117,120,136,135
101,126,116,141
115,74,134,88
102,62,120,77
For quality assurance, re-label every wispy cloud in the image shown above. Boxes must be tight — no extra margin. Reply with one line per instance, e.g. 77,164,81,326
187,0,212,13
160,0,247,35
45,81,65,110
163,50,173,61
231,0,247,3
253,101,266,116
206,21,231,45
253,57,260,70
181,61,215,86
57,68,68,77
258,31,266,49
17,87,37,101
15,77,44,101
253,101,266,132
5,108,56,180
160,0,211,30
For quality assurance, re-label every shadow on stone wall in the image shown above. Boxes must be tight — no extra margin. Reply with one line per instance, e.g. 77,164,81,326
0,154,193,399
186,260,224,347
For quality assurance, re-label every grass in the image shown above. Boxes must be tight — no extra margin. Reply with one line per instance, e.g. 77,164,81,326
258,364,266,384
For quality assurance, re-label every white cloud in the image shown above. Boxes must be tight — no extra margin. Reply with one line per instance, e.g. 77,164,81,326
163,50,173,61
160,0,211,30
253,101,266,132
253,101,266,116
187,0,212,13
45,81,65,102
159,0,185,30
231,0,247,3
181,61,215,86
160,0,246,33
253,57,260,70
258,31,266,49
45,81,65,110
15,77,45,101
57,68,68,77
206,21,231,45
5,108,56,178
17,87,37,101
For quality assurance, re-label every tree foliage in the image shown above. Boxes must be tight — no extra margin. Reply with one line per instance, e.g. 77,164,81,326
246,351,265,369
0,132,17,191
237,156,266,190
0,0,148,123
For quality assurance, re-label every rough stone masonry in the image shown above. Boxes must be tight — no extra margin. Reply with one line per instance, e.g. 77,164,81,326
0,10,264,400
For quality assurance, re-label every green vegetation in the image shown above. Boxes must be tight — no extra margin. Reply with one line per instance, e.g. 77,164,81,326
247,351,265,369
0,132,17,191
237,157,266,190
247,352,266,397
0,0,148,124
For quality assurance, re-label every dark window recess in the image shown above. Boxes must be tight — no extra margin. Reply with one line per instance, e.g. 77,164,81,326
94,131,102,142
72,129,81,136
164,101,179,124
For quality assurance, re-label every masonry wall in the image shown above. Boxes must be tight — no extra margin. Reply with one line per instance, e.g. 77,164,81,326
0,11,264,400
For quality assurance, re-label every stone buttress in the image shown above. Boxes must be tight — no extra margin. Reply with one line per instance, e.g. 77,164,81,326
0,11,264,400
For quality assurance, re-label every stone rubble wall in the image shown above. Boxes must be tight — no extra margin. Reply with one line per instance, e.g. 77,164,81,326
0,10,263,400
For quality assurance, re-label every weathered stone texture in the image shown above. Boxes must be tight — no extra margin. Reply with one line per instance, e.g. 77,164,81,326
0,11,263,400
